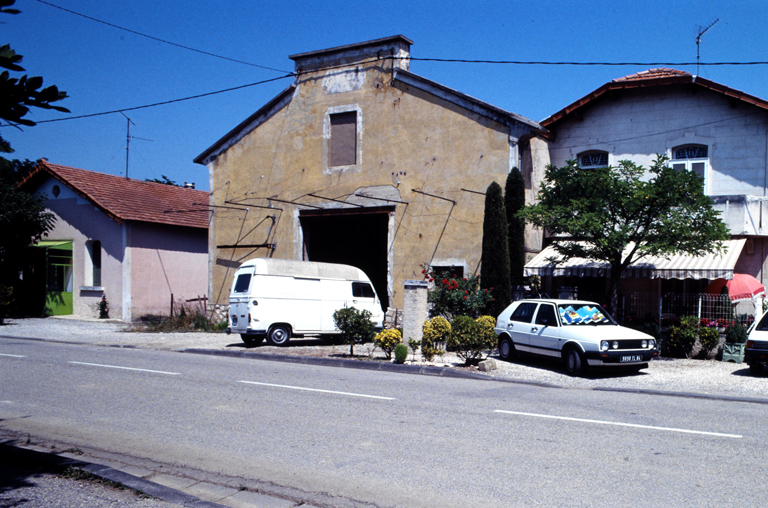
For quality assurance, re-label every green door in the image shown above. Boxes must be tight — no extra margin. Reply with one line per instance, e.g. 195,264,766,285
38,241,74,316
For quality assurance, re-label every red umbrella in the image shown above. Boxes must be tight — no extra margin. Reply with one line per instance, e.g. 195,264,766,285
705,273,766,302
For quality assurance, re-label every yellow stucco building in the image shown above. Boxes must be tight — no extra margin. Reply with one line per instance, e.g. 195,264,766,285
195,35,541,314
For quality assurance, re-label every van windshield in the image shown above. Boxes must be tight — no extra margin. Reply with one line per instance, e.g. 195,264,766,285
233,273,251,293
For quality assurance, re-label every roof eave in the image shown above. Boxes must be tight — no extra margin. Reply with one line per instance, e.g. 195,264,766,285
194,84,297,166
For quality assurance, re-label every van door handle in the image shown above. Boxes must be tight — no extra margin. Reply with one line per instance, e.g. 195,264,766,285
531,327,538,332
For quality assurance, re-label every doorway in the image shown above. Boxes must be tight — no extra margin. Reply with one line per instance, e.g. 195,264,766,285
299,207,392,310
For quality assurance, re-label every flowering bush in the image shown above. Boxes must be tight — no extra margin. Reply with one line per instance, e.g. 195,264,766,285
422,316,450,362
447,315,497,365
374,328,402,359
422,265,494,319
698,326,720,352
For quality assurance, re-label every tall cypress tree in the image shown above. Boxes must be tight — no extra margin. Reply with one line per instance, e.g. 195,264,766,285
480,181,511,317
505,167,526,287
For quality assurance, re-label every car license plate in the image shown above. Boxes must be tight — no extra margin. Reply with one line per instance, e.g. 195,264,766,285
620,355,642,362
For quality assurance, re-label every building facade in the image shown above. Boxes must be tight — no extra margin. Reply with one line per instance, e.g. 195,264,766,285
196,36,541,312
520,69,768,303
20,161,209,320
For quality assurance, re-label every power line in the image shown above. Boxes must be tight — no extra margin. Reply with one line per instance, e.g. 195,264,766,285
406,56,768,66
33,0,290,73
29,74,293,124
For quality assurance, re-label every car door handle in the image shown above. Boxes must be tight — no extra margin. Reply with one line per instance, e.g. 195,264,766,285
531,327,538,332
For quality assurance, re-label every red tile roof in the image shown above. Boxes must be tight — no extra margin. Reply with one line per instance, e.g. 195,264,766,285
20,160,209,229
540,68,768,130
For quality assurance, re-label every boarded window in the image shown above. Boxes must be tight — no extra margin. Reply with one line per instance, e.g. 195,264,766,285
329,111,357,167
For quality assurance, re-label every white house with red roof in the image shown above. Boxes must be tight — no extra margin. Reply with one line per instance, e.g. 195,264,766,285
520,68,768,311
18,160,209,321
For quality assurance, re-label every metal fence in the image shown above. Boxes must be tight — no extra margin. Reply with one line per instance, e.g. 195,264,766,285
618,292,760,327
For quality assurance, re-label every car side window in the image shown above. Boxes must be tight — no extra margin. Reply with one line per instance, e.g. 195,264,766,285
535,304,558,326
510,302,538,323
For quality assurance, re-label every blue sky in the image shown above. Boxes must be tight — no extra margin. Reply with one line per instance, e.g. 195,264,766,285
2,0,767,191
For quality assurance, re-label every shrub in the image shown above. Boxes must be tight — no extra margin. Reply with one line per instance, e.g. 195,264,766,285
698,326,720,353
374,328,402,359
725,321,748,344
332,306,375,356
447,315,497,365
394,343,408,364
423,267,494,320
422,316,450,362
665,315,698,358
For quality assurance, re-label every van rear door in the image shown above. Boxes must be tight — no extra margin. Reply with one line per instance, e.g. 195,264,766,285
229,269,253,333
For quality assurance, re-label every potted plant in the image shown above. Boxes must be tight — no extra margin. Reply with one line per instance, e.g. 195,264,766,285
723,321,748,363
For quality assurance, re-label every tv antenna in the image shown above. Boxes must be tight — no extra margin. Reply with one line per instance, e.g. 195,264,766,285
119,111,153,179
696,18,719,76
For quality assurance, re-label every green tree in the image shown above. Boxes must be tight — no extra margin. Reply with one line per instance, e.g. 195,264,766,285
505,167,526,287
145,175,181,186
520,156,730,312
332,306,375,356
0,1,69,134
0,158,55,323
480,181,510,317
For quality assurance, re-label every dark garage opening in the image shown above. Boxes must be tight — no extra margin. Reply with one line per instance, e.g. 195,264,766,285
299,207,392,311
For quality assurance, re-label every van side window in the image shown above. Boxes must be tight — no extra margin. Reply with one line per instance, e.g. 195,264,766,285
510,302,537,323
233,273,251,293
352,282,375,298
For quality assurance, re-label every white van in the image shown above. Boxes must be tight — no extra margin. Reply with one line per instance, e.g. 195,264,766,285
227,258,385,346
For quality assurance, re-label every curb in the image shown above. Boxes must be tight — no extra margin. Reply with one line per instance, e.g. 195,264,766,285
0,439,227,507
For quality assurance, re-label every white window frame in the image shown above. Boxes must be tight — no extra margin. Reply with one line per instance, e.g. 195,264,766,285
671,144,709,194
578,150,609,169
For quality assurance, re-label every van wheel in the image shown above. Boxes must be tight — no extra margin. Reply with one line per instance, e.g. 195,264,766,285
240,334,264,347
267,325,291,346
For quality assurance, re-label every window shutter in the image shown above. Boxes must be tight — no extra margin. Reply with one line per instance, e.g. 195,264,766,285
329,112,357,167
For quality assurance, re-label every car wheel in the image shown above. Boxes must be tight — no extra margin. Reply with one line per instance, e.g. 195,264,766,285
749,362,764,376
240,334,264,347
565,348,585,376
498,336,516,362
267,325,291,346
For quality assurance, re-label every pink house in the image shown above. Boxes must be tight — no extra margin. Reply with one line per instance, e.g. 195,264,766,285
19,160,209,321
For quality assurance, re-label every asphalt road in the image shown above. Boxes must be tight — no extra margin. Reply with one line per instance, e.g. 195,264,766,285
2,337,766,508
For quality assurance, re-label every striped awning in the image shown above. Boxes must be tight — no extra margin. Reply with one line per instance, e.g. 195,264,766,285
524,238,745,280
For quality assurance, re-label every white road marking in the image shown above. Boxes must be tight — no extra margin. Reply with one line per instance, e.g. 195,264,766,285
69,361,180,376
239,380,395,400
0,353,26,358
494,409,742,439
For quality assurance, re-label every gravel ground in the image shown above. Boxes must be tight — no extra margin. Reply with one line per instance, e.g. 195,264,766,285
2,316,768,401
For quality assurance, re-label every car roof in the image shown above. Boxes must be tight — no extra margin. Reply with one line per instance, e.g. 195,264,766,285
517,299,602,305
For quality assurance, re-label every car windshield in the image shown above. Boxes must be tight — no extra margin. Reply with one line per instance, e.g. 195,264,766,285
558,303,614,325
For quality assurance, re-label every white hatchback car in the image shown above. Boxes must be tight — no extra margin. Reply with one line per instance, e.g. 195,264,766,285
494,299,658,376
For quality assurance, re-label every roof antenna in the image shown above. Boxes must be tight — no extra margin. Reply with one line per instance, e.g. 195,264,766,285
696,18,719,76
119,111,153,179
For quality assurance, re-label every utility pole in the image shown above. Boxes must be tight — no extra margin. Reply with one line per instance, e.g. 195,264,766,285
119,111,152,179
696,19,719,76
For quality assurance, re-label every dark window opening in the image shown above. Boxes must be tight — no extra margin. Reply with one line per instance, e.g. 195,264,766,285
92,240,101,286
329,111,357,167
431,265,464,279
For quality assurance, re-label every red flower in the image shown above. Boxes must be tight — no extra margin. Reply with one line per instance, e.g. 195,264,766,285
421,269,426,274
463,296,467,299
429,278,434,282
442,279,448,284
463,278,467,281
